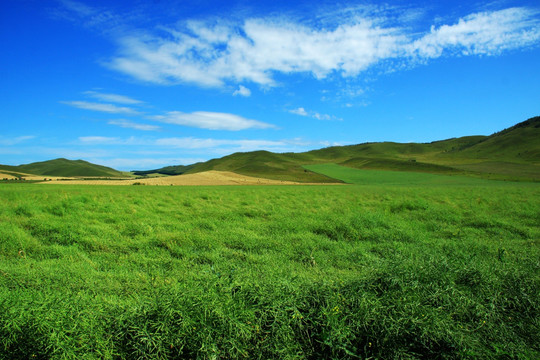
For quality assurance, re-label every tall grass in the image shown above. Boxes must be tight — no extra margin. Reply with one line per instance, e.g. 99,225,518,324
0,180,539,359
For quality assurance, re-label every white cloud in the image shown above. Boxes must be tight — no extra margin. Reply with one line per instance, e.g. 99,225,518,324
108,119,160,131
410,8,540,58
62,101,141,115
155,137,285,150
78,136,121,144
84,91,143,104
233,85,251,97
105,7,540,87
289,107,341,121
153,111,275,131
319,140,345,147
313,113,333,121
76,135,291,153
58,0,95,17
0,136,35,146
90,157,205,171
290,107,308,116
55,0,122,33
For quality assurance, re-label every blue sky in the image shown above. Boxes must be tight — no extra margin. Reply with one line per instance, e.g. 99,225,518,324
1,0,539,170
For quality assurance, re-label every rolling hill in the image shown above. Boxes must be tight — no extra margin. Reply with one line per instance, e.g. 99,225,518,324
0,158,125,178
137,116,539,182
3,116,538,182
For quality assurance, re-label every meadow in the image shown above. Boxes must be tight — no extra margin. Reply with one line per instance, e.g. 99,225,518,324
0,169,539,359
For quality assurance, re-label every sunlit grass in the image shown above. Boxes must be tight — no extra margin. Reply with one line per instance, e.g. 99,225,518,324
1,180,539,359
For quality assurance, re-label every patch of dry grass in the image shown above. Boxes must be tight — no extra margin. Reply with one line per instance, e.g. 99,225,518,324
42,171,309,186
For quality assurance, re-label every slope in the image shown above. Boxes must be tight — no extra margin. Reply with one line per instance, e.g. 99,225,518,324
0,158,125,178
132,116,539,182
442,116,540,162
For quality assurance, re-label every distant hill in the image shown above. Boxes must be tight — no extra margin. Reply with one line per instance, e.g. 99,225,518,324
132,164,196,176
4,117,538,182
443,116,540,161
137,116,539,182
0,158,125,177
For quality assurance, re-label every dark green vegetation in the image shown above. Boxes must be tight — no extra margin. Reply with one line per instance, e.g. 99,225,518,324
1,174,539,359
133,164,196,176
139,116,540,182
0,158,125,178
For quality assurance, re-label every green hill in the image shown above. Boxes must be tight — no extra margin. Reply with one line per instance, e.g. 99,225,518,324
132,164,196,176
9,116,535,182
0,158,125,178
178,116,539,182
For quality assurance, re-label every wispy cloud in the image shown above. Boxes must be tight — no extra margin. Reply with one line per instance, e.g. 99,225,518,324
0,135,36,146
153,111,276,131
91,157,205,170
155,137,285,150
57,0,95,17
289,107,342,121
410,8,540,58
105,7,540,88
54,0,123,33
84,91,143,104
78,136,122,144
62,101,141,115
77,135,290,152
63,93,268,131
108,119,160,131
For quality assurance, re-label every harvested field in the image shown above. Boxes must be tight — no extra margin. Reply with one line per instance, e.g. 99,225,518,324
0,172,18,180
43,170,306,185
0,172,75,181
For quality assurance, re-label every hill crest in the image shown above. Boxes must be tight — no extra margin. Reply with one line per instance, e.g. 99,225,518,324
2,116,538,182
135,116,539,182
0,158,124,178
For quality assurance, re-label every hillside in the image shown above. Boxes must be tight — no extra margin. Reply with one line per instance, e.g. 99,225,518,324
441,117,540,162
0,158,125,178
138,116,539,182
134,117,537,182
4,117,538,182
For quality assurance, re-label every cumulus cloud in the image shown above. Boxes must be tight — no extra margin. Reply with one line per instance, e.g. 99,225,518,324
62,101,141,115
107,17,405,86
233,85,251,97
290,107,308,116
108,119,160,131
153,111,276,131
105,7,540,87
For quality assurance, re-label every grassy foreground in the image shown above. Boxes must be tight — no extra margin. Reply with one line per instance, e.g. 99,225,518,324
1,176,539,359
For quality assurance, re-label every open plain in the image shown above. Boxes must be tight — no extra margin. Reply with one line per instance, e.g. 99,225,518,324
1,167,538,359
41,170,305,186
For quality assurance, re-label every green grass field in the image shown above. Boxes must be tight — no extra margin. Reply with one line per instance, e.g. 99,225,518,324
1,172,539,359
303,164,489,185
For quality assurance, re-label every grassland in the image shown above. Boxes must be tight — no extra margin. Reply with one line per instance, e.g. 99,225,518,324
303,164,488,186
0,158,125,178
1,169,539,359
3,117,538,183
136,116,540,183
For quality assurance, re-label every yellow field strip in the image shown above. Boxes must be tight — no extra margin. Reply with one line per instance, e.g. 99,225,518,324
39,170,327,186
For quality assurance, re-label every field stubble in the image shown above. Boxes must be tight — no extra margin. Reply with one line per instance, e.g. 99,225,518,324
0,179,539,359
